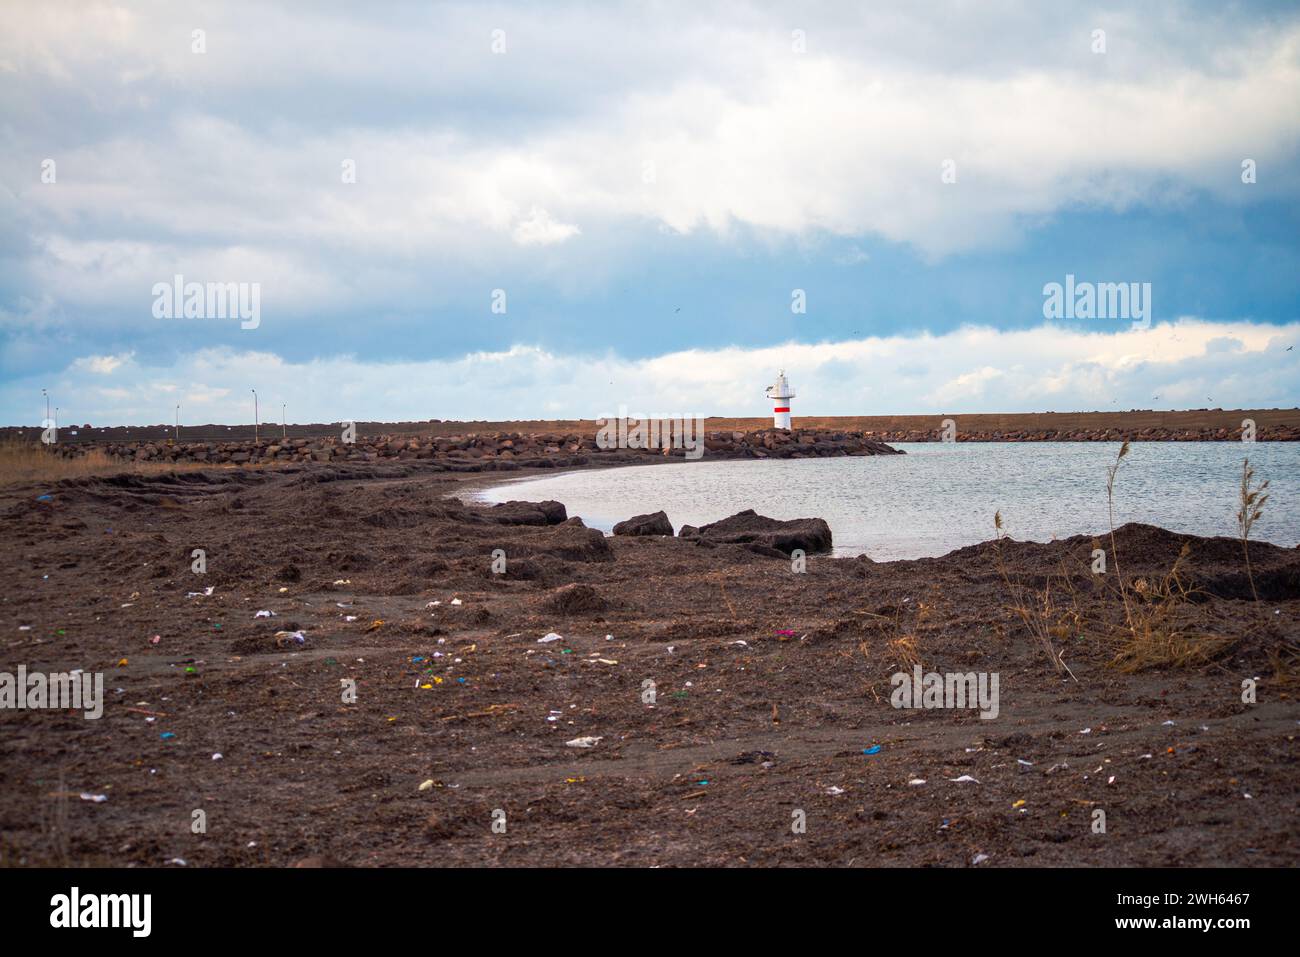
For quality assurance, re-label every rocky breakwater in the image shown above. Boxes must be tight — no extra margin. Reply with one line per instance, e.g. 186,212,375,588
703,429,903,458
872,424,1300,442
43,428,904,470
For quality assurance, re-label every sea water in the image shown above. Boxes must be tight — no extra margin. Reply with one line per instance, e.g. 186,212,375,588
475,442,1300,561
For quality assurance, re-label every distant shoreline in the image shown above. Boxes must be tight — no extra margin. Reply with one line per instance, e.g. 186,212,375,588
2,407,1297,444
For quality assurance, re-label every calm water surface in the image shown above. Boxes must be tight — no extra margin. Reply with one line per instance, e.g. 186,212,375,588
475,442,1300,560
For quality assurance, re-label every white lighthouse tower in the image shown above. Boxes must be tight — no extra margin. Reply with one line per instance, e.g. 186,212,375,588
765,370,795,429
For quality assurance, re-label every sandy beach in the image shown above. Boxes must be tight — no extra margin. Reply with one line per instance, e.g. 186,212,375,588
2,451,1295,867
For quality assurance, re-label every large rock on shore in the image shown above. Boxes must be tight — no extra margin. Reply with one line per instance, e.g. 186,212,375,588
613,510,674,536
488,500,568,525
689,509,832,555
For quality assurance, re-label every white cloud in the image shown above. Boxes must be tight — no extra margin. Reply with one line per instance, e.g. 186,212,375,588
7,320,1295,425
74,353,131,375
930,366,1005,405
511,207,581,246
1,1,1296,410
4,4,1298,265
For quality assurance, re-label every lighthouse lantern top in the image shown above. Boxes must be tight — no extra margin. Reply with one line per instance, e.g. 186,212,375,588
765,370,795,401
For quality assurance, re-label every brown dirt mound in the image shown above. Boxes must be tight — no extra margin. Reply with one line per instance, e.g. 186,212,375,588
546,583,610,615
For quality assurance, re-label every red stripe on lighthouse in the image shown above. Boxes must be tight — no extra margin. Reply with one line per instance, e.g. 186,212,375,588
774,407,790,413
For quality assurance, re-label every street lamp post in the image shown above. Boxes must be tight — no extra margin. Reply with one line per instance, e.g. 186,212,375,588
251,389,259,444
175,404,181,442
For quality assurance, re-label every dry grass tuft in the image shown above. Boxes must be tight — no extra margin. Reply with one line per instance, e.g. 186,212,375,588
992,511,1077,680
0,440,215,486
1105,542,1234,671
1237,457,1269,604
1102,444,1239,672
885,633,921,672
993,441,1266,677
1265,636,1300,691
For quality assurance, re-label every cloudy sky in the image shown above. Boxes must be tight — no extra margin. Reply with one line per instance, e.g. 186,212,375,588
1,0,1298,425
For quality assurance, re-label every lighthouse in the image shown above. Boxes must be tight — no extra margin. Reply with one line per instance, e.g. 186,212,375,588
765,370,795,429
